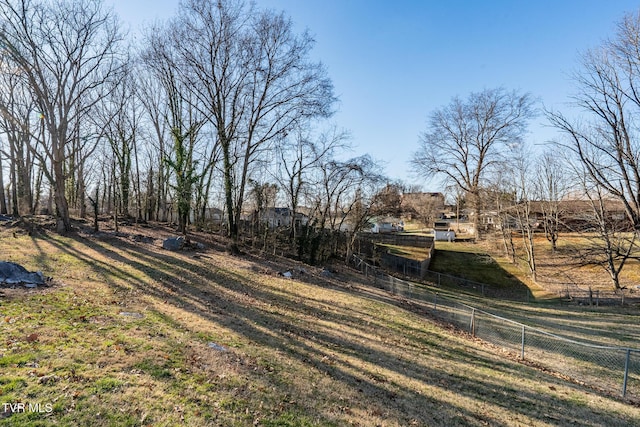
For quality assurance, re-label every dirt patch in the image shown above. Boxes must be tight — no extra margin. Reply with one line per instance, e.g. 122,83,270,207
0,279,62,300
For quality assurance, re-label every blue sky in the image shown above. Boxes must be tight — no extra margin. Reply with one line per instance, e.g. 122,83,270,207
110,0,640,189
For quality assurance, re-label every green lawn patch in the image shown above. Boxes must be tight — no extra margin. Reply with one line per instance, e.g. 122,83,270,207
430,241,525,289
380,243,431,261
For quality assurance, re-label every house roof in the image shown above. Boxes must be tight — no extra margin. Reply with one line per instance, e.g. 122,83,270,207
370,216,403,223
501,199,627,215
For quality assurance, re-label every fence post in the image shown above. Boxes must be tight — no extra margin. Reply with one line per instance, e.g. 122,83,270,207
622,349,631,397
470,308,476,336
521,325,526,360
434,293,438,311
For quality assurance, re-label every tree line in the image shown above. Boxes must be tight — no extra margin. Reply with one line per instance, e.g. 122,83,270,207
411,11,640,290
1,0,640,286
0,0,388,263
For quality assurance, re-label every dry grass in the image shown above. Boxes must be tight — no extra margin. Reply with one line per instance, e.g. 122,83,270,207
0,220,639,426
431,231,640,301
481,232,640,297
379,244,432,261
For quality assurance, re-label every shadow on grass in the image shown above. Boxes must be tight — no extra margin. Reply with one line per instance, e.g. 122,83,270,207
428,248,533,301
23,230,639,426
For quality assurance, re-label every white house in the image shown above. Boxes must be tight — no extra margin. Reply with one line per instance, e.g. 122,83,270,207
369,217,404,233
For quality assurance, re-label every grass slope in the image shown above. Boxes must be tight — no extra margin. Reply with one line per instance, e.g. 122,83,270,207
0,224,638,426
431,241,528,288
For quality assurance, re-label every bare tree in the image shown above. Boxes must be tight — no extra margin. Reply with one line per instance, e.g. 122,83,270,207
400,191,444,228
136,67,171,222
164,0,335,252
275,125,348,242
340,160,386,263
548,11,640,238
247,178,278,249
95,63,137,219
0,70,37,216
192,128,220,229
493,189,518,264
0,0,125,232
511,149,537,280
581,177,639,290
165,123,203,236
161,69,205,236
0,151,6,214
303,154,384,264
534,151,572,252
370,183,403,218
564,157,639,290
412,87,535,238
142,22,209,235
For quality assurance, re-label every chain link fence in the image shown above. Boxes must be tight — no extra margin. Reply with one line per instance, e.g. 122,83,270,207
350,255,640,400
555,284,638,307
421,269,532,301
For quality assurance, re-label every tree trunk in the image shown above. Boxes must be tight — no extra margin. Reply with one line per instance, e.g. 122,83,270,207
157,161,168,222
78,160,86,219
9,152,18,216
133,134,142,221
524,227,536,281
54,175,71,233
146,166,155,221
88,185,99,232
222,140,239,252
32,165,43,215
0,155,7,214
472,190,481,240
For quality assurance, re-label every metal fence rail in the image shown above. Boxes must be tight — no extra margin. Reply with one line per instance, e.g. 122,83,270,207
422,269,531,301
350,255,640,400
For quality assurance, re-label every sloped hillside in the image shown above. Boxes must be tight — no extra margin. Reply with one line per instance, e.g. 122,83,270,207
0,221,638,426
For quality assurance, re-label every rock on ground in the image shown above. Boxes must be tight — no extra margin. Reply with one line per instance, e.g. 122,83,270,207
162,236,185,251
0,262,45,286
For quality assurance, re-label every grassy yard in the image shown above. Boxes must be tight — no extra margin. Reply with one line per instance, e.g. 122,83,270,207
431,241,527,289
429,231,640,302
379,244,432,261
1,222,639,426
